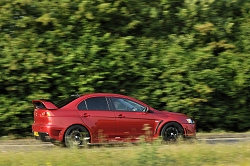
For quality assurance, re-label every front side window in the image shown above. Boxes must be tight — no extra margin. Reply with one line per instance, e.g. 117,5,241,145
77,97,109,110
111,97,145,112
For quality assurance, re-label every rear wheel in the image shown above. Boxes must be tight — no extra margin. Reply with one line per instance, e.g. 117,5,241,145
161,122,184,142
64,125,90,147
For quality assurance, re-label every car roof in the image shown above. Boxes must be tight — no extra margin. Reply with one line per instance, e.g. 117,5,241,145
81,93,129,98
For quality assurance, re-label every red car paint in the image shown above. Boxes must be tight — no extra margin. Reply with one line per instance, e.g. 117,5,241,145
32,93,196,145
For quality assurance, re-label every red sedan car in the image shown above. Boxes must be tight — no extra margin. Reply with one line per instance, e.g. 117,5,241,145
32,93,196,146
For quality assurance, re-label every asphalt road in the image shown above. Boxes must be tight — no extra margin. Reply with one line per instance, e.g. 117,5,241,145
198,137,250,144
1,135,250,152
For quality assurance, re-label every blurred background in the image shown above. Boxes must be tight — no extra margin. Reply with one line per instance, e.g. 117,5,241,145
0,0,250,137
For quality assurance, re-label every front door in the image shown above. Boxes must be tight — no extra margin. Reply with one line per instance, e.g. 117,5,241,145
110,97,155,141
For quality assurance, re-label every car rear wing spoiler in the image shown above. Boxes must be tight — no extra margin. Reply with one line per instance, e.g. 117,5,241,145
32,100,58,110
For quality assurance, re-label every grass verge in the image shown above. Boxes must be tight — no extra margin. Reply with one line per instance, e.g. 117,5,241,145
0,140,250,166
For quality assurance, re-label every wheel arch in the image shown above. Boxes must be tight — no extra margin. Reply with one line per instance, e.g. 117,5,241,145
159,121,184,136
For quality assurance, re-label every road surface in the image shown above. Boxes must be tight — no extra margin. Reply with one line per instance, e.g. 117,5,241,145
1,135,250,152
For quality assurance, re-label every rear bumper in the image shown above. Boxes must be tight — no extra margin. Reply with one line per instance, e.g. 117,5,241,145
34,132,54,142
32,124,64,141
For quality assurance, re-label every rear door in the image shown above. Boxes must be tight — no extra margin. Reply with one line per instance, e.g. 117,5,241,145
110,97,156,140
76,96,115,143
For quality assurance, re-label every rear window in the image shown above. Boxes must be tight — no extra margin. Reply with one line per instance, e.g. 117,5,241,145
55,95,80,108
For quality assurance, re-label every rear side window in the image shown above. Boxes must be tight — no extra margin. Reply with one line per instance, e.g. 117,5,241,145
77,100,87,110
77,97,109,110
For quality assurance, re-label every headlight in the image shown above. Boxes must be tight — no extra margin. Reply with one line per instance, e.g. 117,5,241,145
186,118,195,124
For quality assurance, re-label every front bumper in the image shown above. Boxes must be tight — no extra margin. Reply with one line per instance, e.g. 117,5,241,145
182,123,196,138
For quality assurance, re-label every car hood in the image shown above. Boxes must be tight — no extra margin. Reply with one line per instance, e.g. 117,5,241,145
155,110,188,118
161,111,185,116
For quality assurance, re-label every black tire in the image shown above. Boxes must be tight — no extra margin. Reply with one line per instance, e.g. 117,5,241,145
64,125,90,147
161,122,184,142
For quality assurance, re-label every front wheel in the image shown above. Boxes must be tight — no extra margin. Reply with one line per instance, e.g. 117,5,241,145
161,122,184,142
64,125,90,147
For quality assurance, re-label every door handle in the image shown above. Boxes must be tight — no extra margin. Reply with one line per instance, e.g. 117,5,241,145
81,113,90,117
117,114,125,118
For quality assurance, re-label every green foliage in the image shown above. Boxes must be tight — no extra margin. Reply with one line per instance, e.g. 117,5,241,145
0,0,250,136
0,142,250,165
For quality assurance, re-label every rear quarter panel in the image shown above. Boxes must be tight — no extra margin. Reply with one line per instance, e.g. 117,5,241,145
52,108,88,141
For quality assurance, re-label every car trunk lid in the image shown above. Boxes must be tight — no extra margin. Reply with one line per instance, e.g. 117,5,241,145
32,100,58,124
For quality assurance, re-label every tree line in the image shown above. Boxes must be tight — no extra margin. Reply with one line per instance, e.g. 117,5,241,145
0,0,250,136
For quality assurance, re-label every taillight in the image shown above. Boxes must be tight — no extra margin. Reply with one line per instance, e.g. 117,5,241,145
41,111,54,117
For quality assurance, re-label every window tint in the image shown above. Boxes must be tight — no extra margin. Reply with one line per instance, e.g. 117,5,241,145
111,97,145,112
77,100,87,110
78,97,109,110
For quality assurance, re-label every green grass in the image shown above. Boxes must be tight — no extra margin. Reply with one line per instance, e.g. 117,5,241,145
1,141,250,166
